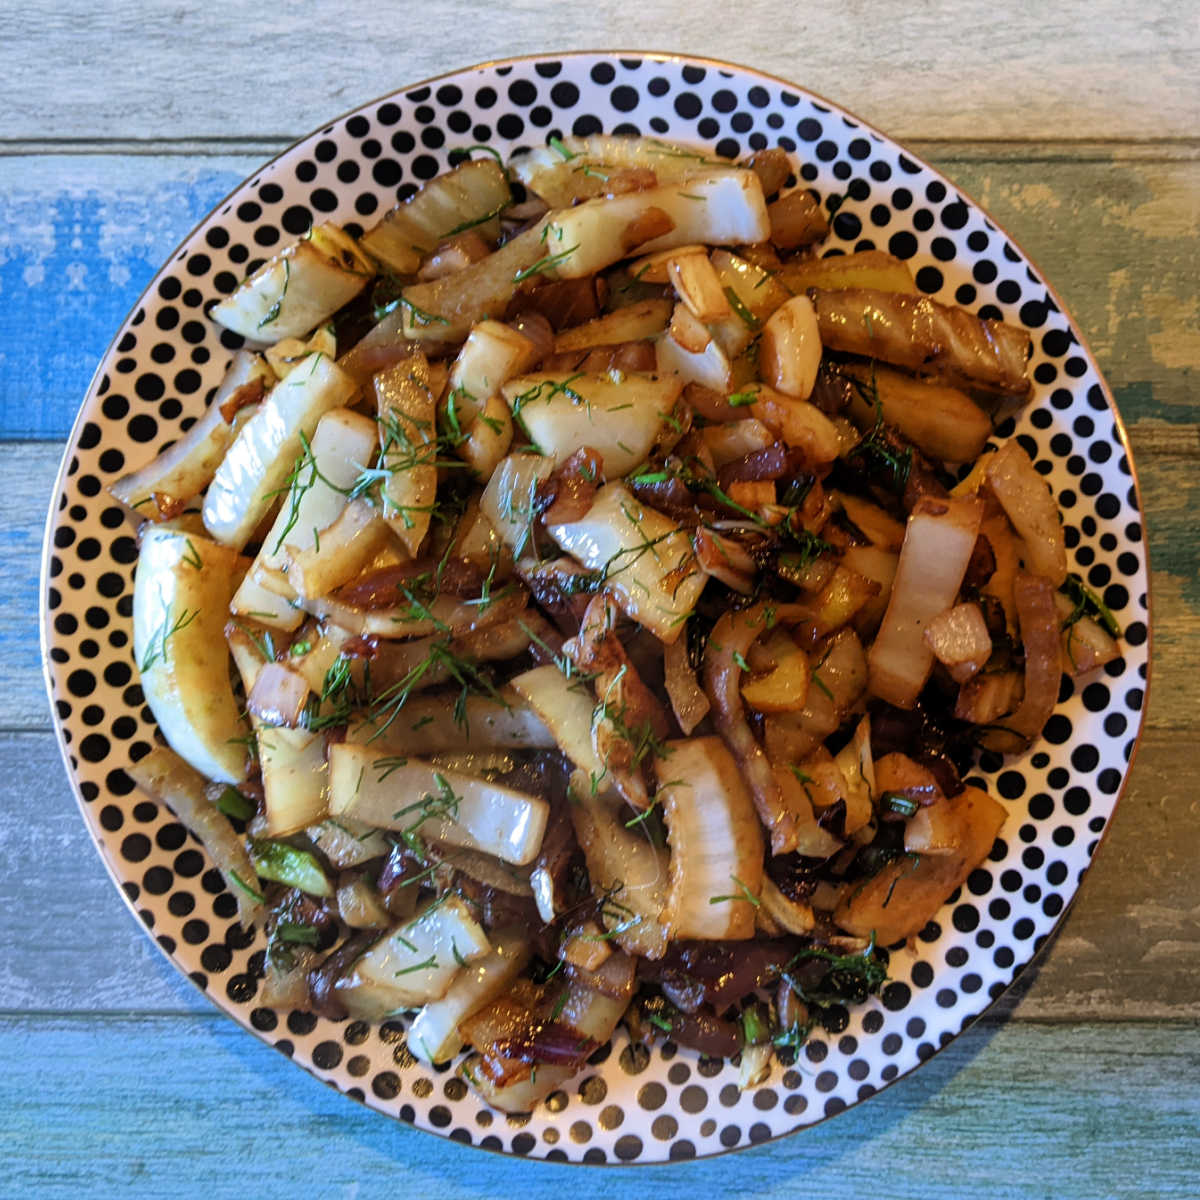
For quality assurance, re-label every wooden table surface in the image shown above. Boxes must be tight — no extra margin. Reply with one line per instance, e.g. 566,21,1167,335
3,4,1197,1195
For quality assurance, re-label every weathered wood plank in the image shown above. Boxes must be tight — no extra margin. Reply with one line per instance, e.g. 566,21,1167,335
3,2,1197,143
4,442,75,731
3,727,1194,1019
0,732,207,1014
0,1013,1194,1194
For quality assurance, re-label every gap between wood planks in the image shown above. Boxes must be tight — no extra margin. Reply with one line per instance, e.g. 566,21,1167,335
1,137,1199,163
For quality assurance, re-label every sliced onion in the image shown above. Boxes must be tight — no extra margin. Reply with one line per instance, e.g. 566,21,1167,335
246,661,311,728
694,527,756,594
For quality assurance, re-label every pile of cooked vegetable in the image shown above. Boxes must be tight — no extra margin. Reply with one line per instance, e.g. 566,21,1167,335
115,134,1123,1110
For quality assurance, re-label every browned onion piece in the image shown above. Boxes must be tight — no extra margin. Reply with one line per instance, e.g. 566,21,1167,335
507,275,606,331
703,602,808,855
715,440,806,488
246,661,310,728
744,148,792,196
693,527,756,594
810,287,1031,396
538,446,604,526
493,1021,598,1067
663,1008,742,1057
338,620,531,713
662,633,710,735
307,930,382,1021
982,571,1062,752
516,559,596,625
218,375,267,424
418,230,492,281
507,311,555,364
334,557,487,609
539,341,658,375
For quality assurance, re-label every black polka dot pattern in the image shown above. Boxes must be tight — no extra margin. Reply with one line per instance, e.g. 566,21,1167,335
41,53,1150,1164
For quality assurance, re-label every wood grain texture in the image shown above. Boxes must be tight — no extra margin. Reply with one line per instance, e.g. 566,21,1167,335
3,727,1194,1020
2,1,1196,143
1,1013,1195,1196
3,15,1198,1186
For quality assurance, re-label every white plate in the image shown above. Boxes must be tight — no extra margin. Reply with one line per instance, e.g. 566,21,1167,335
41,52,1150,1164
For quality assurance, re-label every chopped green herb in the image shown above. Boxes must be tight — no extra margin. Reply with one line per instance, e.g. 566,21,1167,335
512,244,580,283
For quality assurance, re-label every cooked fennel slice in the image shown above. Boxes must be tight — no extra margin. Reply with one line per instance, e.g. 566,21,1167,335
502,370,683,477
260,407,376,563
373,354,440,555
479,453,555,558
202,352,358,550
534,170,770,280
547,483,707,644
446,319,538,429
132,527,250,783
210,223,374,343
408,930,531,1065
335,896,492,1018
656,736,765,941
343,691,555,756
509,134,732,207
359,158,511,275
110,350,273,516
227,624,328,836
231,407,377,622
509,665,609,785
328,745,551,867
394,217,552,344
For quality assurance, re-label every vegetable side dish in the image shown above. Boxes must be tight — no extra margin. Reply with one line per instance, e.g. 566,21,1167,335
113,134,1123,1110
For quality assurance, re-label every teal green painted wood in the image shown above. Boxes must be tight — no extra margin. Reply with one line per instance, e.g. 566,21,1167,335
0,1015,1195,1196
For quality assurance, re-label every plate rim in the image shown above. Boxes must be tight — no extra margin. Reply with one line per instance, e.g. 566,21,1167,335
37,48,1154,1163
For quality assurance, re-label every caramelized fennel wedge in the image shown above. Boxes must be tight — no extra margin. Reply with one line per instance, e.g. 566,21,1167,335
657,736,765,940
810,287,1031,396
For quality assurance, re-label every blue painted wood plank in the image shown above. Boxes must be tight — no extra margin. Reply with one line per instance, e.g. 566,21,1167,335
1,1014,1195,1197
0,156,247,439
